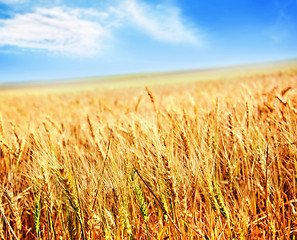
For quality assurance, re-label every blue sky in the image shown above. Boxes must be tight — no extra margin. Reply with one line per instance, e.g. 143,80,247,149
0,0,297,82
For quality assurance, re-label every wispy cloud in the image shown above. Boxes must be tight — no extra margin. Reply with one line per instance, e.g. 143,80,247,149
266,13,296,43
0,0,28,4
0,0,201,56
0,0,61,5
112,0,200,44
266,1,297,43
0,7,110,56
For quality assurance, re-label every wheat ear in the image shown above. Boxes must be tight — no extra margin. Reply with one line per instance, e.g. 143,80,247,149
57,165,86,240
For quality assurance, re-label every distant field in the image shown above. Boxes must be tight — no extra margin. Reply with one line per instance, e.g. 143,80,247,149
1,58,297,93
1,60,297,239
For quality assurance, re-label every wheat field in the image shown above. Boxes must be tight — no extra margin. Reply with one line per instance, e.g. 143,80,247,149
1,67,297,239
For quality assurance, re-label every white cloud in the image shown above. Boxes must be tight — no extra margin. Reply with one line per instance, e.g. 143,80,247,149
0,7,110,56
113,0,200,44
0,0,201,56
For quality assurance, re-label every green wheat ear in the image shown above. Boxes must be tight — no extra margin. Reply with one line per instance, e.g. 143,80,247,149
134,184,148,221
133,175,149,239
212,182,229,221
33,189,41,240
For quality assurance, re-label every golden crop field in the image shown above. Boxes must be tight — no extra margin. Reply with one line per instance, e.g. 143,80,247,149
1,63,297,239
